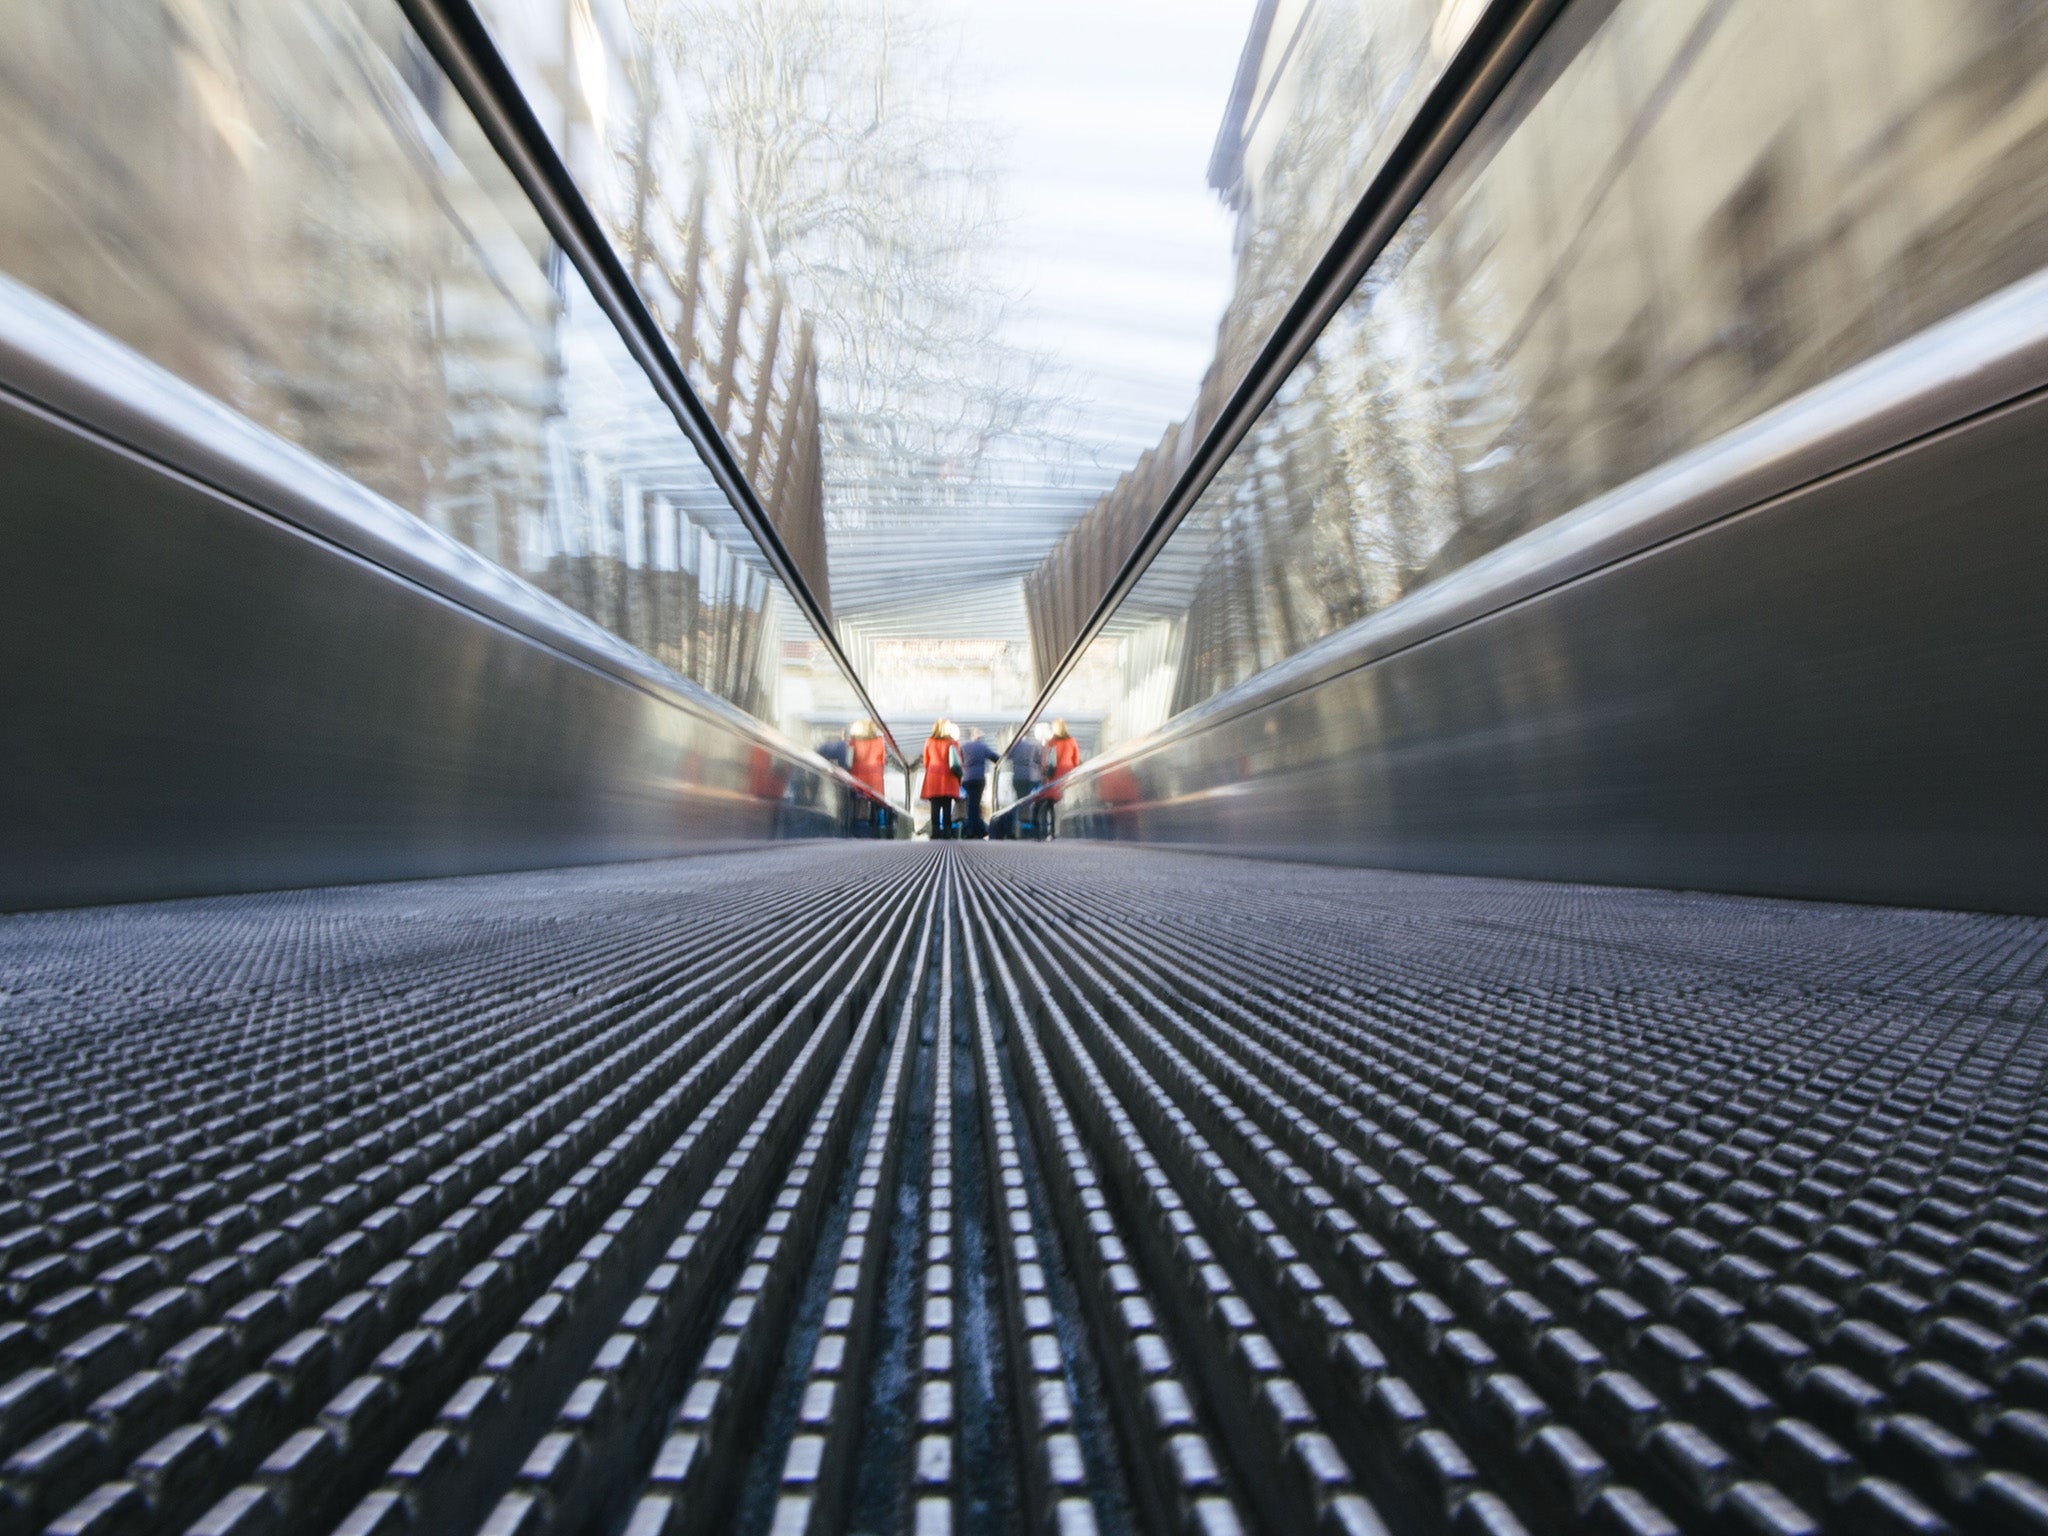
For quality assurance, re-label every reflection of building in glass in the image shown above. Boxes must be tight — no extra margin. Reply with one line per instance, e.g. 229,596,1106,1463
585,55,833,618
1025,0,1461,683
0,0,812,735
0,0,559,554
1042,0,2048,747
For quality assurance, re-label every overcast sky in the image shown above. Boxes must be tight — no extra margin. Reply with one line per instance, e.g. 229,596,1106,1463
943,0,1254,460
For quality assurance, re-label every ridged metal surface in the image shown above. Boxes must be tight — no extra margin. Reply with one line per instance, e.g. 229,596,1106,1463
5,847,2048,1536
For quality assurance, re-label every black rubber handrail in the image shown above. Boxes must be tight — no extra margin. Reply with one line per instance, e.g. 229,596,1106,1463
398,0,911,772
1012,0,1573,744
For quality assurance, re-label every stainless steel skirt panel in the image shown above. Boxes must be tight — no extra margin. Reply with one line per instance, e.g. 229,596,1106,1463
0,389,880,910
1057,385,2048,913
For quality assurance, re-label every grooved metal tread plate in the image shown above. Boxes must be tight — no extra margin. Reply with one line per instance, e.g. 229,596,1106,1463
2,846,2046,1536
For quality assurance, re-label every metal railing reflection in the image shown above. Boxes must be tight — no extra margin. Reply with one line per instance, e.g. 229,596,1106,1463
1024,0,1484,684
611,161,831,619
0,0,844,742
1033,0,2048,756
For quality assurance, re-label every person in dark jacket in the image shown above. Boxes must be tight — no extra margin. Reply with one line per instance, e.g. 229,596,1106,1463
816,729,853,832
958,728,999,838
1006,728,1042,837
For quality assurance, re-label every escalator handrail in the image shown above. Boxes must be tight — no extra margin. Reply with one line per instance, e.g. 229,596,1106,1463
398,0,912,773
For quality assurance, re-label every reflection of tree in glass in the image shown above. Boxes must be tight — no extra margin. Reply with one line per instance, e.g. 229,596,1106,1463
621,0,1064,552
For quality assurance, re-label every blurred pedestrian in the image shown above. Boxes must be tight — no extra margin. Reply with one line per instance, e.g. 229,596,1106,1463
922,719,963,838
1042,719,1081,839
849,719,888,832
959,728,999,838
816,729,852,833
1006,727,1042,838
748,745,789,836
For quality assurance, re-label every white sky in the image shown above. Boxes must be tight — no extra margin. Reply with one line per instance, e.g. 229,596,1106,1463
943,0,1254,458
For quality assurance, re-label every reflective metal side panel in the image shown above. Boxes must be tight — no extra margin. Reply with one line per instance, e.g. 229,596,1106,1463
0,382,897,910
1056,384,2048,914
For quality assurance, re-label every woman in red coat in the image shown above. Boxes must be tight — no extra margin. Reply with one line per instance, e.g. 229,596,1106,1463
849,720,888,830
848,720,887,795
921,720,962,838
1042,719,1082,838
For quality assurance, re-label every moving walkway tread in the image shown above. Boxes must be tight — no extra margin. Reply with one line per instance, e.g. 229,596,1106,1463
1,846,2045,1535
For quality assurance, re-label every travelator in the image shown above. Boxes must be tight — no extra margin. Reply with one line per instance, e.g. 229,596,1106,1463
5,3,2048,1535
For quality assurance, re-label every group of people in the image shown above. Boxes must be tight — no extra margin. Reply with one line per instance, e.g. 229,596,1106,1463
915,721,1000,837
819,718,1082,838
919,718,1080,839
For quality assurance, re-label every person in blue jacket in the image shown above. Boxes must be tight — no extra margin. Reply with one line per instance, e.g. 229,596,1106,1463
816,729,854,833
958,728,1000,838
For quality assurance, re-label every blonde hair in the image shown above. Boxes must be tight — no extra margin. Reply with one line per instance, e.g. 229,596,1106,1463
1050,719,1071,740
929,719,952,739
